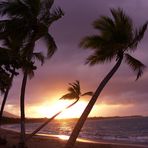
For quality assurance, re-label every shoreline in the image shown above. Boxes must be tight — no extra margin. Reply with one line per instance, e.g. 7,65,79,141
35,133,148,148
0,128,148,148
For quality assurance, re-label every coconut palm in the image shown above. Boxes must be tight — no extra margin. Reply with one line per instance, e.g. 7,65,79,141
0,36,22,127
26,80,93,141
0,37,45,128
0,1,64,147
65,8,147,148
0,69,15,126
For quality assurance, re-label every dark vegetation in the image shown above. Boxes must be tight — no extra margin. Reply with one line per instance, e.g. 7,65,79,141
1,115,144,125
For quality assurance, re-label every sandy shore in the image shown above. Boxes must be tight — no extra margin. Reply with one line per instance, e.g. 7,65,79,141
0,128,147,148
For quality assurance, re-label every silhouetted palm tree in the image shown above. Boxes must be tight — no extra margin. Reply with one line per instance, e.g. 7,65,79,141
0,1,63,147
65,8,147,148
26,80,93,141
0,37,44,127
0,48,11,94
0,67,10,94
0,36,21,126
0,68,15,126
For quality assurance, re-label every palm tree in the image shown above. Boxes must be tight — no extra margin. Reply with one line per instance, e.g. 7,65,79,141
0,1,64,147
0,67,10,94
0,48,12,94
65,8,147,148
26,80,93,141
0,37,21,127
0,69,15,126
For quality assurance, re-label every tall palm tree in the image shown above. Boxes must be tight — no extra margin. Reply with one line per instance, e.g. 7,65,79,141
0,1,64,147
26,80,93,141
0,37,44,127
65,8,147,148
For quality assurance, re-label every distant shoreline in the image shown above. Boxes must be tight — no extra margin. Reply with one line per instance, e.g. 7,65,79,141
1,115,147,125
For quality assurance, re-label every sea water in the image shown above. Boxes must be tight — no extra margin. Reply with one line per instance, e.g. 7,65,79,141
2,117,148,145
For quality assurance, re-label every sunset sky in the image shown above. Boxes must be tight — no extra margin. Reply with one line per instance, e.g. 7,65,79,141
1,0,148,118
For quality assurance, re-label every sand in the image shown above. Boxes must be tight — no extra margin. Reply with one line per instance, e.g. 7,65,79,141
0,128,147,148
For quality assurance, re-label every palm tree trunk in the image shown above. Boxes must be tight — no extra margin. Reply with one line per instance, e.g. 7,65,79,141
19,70,28,148
65,56,123,148
26,99,79,141
0,73,14,127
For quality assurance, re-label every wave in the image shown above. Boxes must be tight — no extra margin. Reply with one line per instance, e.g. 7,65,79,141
2,117,148,145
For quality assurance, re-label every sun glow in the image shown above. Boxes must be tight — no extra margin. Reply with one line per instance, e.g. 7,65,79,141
26,98,116,119
31,100,89,119
25,94,129,119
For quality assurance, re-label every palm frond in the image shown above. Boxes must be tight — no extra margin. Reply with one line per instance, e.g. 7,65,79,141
44,33,57,58
0,0,30,18
0,18,30,41
79,35,105,50
0,47,13,64
81,7,146,73
93,16,115,34
40,3,64,26
44,0,54,10
68,80,81,96
49,7,64,23
22,0,40,17
85,49,116,65
61,81,81,100
39,0,54,24
125,53,146,80
59,93,77,100
1,35,23,53
60,80,92,101
109,8,134,46
32,52,45,65
0,67,11,93
81,91,93,97
129,22,148,49
110,8,133,27
67,87,79,99
68,86,75,93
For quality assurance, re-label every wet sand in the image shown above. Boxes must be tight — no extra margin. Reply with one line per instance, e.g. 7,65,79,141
0,128,147,148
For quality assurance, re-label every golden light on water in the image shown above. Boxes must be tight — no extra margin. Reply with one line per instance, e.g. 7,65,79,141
57,135,69,140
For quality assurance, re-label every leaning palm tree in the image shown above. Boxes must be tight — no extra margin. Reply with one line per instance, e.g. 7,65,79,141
0,1,64,147
65,8,147,148
26,80,93,141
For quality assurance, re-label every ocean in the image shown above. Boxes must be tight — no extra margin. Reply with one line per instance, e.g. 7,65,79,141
2,116,148,146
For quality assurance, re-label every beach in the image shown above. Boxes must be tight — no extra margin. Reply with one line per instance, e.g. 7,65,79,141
0,128,148,148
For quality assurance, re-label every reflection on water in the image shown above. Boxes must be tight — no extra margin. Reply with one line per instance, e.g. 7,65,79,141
37,133,98,143
57,135,69,140
36,133,69,140
2,117,148,145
